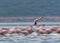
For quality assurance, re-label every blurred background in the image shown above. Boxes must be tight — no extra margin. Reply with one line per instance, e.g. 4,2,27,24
0,0,60,17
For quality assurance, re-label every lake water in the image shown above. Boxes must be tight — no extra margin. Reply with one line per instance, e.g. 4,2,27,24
0,0,60,16
0,34,60,43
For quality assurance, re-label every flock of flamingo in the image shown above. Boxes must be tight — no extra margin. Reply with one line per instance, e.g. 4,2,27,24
0,17,60,36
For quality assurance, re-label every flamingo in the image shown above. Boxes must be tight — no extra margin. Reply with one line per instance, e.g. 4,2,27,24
34,17,43,25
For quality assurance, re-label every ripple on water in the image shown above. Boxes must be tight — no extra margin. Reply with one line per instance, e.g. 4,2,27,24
0,35,60,43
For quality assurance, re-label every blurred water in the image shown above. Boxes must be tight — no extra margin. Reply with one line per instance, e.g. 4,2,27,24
0,22,60,28
0,34,60,43
0,0,60,16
